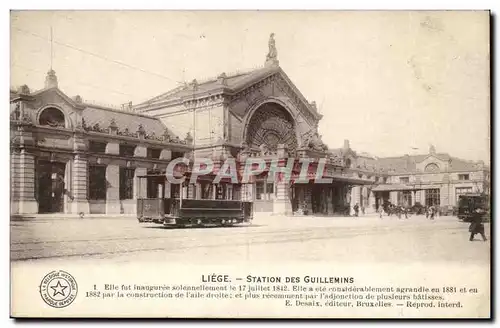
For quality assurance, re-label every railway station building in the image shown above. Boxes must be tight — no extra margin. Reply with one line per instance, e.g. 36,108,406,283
10,34,489,217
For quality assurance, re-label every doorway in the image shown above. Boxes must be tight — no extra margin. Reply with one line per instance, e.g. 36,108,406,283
37,160,66,213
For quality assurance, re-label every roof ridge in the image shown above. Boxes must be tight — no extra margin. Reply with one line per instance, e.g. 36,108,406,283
193,64,267,85
85,102,162,121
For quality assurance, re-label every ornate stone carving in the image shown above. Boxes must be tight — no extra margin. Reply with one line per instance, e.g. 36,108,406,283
108,118,118,131
21,113,33,125
74,95,83,103
117,128,136,137
217,73,227,86
145,132,164,141
10,103,20,121
137,124,146,135
301,131,328,152
190,79,199,91
265,33,279,67
162,128,172,142
88,123,107,133
185,132,193,145
18,85,30,95
246,103,297,154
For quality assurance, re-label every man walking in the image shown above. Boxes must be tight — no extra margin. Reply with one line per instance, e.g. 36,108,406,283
469,208,487,241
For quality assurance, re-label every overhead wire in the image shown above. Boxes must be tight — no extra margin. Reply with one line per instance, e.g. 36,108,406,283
12,26,179,84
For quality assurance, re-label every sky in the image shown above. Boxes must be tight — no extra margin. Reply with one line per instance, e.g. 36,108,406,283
10,11,490,163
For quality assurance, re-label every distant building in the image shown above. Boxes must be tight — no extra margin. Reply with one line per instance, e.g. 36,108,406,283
345,145,490,213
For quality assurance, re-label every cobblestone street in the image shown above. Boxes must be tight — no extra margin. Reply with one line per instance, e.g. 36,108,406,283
11,214,490,265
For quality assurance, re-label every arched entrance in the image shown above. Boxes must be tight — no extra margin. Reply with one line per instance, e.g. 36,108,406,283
245,102,297,154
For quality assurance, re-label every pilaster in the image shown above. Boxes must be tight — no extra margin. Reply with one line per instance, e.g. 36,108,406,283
11,149,38,214
273,180,292,215
69,154,90,214
106,164,120,214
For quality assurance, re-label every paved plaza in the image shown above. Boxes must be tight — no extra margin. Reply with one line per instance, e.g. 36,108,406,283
10,213,490,265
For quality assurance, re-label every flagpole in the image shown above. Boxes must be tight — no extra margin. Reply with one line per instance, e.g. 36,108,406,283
50,26,53,70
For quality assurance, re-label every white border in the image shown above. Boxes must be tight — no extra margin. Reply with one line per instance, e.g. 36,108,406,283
3,1,498,327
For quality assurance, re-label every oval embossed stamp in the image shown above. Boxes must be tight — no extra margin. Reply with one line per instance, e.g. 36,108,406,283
39,270,78,308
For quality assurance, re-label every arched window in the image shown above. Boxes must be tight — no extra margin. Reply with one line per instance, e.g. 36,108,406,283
425,163,440,172
39,107,65,128
345,158,352,168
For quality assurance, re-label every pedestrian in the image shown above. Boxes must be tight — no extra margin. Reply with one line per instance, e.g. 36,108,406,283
361,205,365,216
429,206,435,220
425,206,429,219
353,203,359,217
469,208,487,242
378,204,384,218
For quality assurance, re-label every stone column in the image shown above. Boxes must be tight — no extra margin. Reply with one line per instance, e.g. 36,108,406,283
327,187,334,215
10,151,21,214
273,179,292,215
164,182,171,198
70,154,90,214
157,183,163,198
105,164,120,214
368,190,376,213
304,186,312,215
411,191,416,206
11,149,38,214
350,186,361,215
390,191,398,205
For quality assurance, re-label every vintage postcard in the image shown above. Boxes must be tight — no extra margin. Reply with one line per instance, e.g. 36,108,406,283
9,10,490,318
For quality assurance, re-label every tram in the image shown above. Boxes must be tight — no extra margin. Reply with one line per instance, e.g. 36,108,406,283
137,168,253,227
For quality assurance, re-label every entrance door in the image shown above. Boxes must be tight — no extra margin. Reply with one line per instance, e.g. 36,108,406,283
37,160,66,213
311,184,326,214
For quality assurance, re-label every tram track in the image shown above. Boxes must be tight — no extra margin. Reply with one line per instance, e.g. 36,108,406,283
11,222,467,261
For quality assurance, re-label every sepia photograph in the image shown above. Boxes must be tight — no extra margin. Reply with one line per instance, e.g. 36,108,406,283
9,10,491,318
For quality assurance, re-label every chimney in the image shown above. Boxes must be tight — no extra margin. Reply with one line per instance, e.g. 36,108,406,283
45,69,58,89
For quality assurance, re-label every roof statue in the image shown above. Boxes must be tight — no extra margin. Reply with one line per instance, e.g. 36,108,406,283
265,33,279,67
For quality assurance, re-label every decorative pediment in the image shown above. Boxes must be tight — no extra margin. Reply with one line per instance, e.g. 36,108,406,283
32,87,86,111
228,68,321,125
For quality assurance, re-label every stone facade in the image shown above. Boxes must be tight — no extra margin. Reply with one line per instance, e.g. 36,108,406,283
11,35,489,218
10,71,193,216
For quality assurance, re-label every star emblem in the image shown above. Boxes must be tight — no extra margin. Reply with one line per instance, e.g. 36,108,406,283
50,280,68,297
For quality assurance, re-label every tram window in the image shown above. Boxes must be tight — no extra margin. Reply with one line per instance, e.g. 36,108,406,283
256,181,264,200
216,185,225,200
200,182,212,199
147,177,164,198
